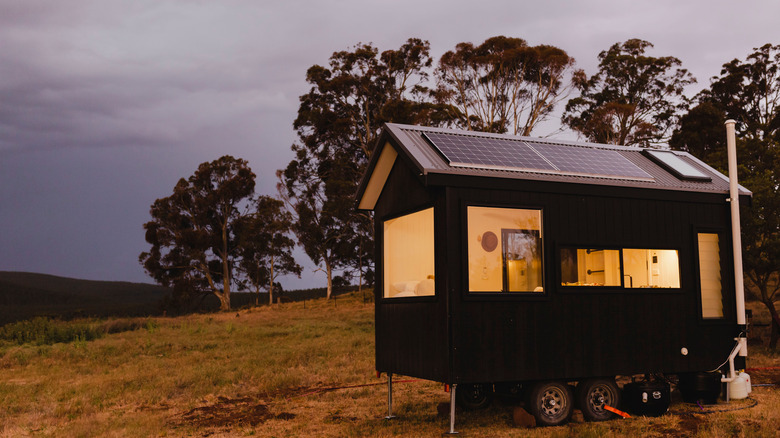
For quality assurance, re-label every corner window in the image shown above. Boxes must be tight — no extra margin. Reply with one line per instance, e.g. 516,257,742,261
468,207,543,293
383,208,435,298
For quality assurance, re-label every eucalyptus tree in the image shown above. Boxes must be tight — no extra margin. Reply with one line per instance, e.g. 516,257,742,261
563,39,695,147
672,44,780,348
140,156,255,311
281,38,449,299
436,36,577,135
236,195,302,306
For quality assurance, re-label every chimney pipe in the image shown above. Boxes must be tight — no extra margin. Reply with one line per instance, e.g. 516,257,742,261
725,119,747,357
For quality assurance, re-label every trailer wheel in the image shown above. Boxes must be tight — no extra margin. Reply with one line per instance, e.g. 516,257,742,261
455,383,493,410
576,378,621,421
527,381,574,426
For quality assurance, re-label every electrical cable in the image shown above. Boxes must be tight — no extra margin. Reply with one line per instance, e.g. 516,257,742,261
286,378,420,400
707,333,746,373
668,397,758,415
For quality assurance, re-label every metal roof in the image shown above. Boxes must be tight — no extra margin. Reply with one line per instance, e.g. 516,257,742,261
357,123,751,209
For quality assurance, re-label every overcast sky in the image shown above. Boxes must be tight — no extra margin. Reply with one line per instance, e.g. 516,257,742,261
1,0,777,289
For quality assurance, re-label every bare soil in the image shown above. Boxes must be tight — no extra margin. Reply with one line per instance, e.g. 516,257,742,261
172,396,296,429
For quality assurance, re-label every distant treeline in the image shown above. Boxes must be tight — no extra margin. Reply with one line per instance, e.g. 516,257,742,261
0,271,368,326
194,285,367,312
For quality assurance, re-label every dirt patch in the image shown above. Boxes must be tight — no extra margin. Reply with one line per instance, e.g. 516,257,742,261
173,396,295,429
660,413,706,437
325,413,359,424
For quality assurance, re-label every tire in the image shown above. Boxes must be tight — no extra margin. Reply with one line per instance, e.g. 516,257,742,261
527,381,574,426
455,383,494,410
576,378,621,422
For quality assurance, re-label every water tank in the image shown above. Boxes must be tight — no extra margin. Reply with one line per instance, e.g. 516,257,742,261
622,379,671,417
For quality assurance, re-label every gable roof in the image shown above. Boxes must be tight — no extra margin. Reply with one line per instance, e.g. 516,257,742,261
357,123,751,211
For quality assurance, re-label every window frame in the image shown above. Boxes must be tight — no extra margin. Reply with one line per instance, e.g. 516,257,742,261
379,205,438,302
463,203,548,299
558,244,683,293
559,247,625,288
693,227,731,323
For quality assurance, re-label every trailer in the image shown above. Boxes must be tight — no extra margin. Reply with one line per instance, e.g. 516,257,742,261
355,122,750,429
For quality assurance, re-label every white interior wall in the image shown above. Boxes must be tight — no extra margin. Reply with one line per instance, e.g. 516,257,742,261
383,208,435,297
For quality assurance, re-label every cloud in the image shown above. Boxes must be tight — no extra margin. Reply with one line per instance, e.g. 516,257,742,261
1,0,779,288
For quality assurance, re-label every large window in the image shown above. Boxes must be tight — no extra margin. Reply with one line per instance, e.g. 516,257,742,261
383,208,435,298
468,207,543,293
561,247,681,289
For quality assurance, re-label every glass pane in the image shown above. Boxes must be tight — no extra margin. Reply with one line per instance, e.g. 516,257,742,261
383,208,435,298
502,230,543,292
467,207,543,293
561,249,621,286
622,249,680,288
698,233,724,318
644,149,711,181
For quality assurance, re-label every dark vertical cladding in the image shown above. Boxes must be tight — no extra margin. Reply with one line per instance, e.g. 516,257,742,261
361,123,748,387
373,154,449,382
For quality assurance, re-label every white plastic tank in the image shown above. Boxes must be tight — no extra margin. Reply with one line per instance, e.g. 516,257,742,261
728,372,750,400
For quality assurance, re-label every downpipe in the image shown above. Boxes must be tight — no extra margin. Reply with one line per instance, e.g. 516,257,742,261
721,120,748,399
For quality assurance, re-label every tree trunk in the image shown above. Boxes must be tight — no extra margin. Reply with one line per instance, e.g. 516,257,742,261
220,218,231,311
358,236,363,301
766,300,780,350
201,265,230,311
325,257,333,300
269,261,275,306
216,290,230,312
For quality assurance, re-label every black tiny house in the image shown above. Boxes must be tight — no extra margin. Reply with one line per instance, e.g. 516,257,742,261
356,123,750,427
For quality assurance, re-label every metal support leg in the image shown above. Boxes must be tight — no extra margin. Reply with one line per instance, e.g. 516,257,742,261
444,383,459,435
385,373,396,419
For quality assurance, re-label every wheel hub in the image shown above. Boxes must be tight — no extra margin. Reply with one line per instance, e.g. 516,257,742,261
589,385,611,412
541,389,564,415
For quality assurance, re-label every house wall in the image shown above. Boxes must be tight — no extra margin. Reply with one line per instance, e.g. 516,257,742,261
372,146,739,385
373,152,449,382
445,181,737,383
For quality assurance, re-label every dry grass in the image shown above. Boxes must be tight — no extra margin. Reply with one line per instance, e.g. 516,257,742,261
1,291,779,437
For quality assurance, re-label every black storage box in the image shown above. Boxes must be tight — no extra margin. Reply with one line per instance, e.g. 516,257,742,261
678,372,722,405
622,380,671,417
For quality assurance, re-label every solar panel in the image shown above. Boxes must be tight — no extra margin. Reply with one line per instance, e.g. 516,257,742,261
642,150,712,182
423,132,653,181
526,141,652,180
423,132,555,171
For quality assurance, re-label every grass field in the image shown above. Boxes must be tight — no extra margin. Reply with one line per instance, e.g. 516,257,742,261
1,291,779,437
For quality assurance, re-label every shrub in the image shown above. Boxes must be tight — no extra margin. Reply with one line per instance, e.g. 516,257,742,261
0,317,103,345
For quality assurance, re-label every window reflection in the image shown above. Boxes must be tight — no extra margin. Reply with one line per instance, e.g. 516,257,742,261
468,207,543,293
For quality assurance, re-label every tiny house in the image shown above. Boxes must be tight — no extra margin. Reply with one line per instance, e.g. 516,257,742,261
355,123,750,427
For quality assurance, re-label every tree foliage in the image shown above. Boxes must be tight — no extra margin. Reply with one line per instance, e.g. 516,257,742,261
139,156,256,311
563,38,695,147
281,38,449,298
436,36,577,135
672,43,780,348
236,195,302,305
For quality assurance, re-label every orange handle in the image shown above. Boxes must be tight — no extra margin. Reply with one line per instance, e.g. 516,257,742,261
604,405,631,418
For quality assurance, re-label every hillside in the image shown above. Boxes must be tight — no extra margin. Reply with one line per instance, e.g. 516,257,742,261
0,291,778,437
0,271,171,325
